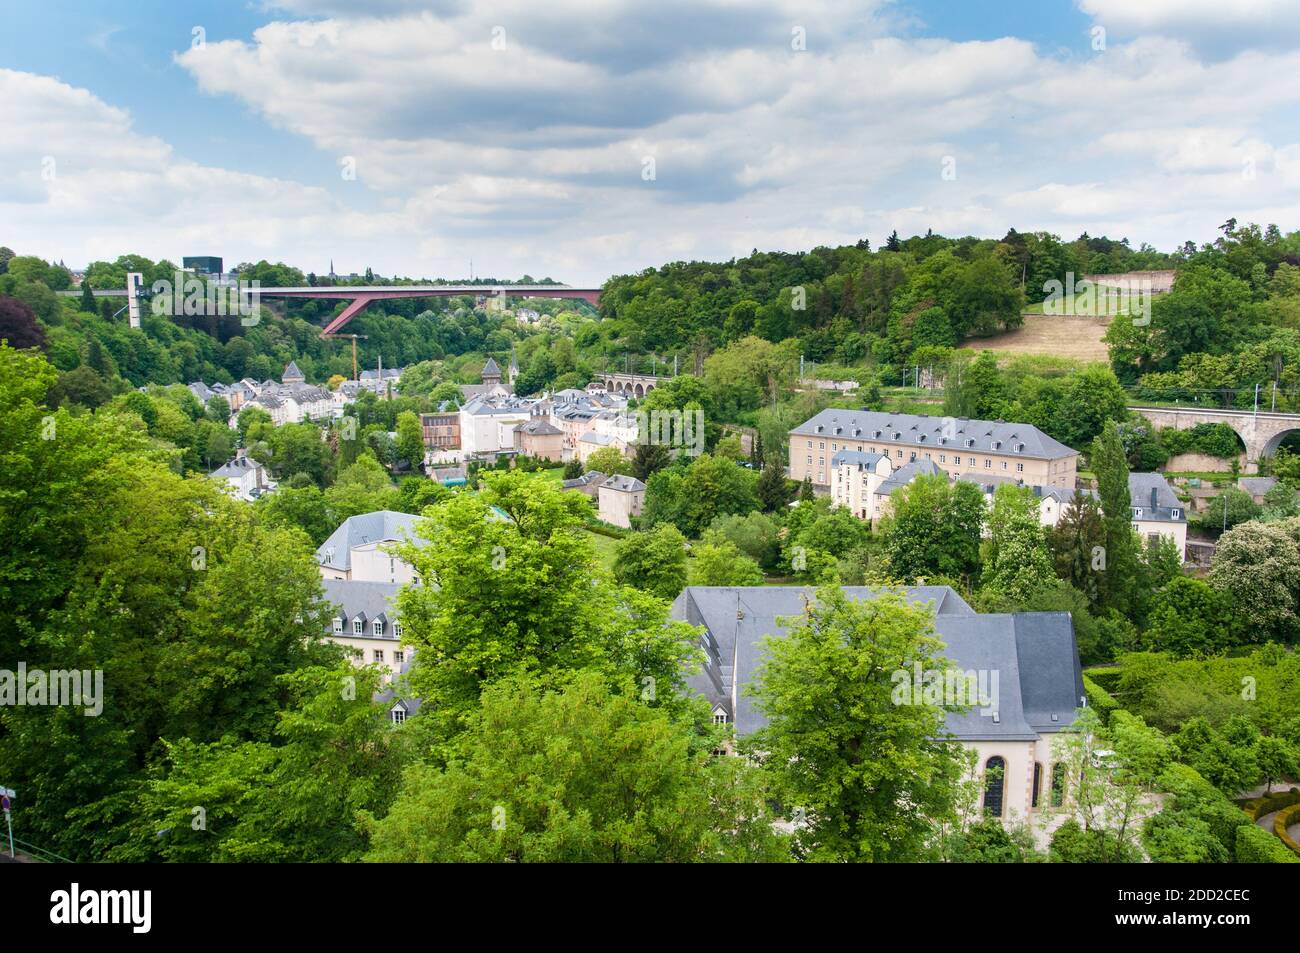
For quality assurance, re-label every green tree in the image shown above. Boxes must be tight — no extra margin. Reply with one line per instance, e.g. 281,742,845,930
746,586,970,862
1145,576,1239,657
395,410,425,469
1049,492,1107,608
756,462,793,512
880,474,984,582
393,471,700,741
689,530,765,586
980,484,1054,604
364,672,788,862
1092,420,1139,613
585,445,632,476
612,522,688,600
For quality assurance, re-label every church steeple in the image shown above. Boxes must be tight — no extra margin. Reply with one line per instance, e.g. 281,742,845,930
509,344,519,392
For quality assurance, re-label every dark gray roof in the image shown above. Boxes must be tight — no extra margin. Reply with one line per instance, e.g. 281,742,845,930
874,458,944,496
831,449,887,469
671,586,1082,742
316,510,427,572
320,578,401,639
283,360,304,380
562,470,606,489
515,419,563,436
1128,472,1185,523
601,474,646,493
208,456,264,479
793,409,1077,460
481,357,501,377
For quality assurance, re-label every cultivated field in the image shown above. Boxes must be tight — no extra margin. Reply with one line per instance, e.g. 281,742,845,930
960,313,1112,363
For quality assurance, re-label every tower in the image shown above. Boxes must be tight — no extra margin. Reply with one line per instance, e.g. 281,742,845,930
509,345,519,394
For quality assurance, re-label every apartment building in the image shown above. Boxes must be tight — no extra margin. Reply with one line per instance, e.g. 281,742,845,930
790,410,1078,490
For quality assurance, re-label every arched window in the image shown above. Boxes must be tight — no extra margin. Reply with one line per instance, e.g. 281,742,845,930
1051,763,1066,807
983,756,1006,818
1032,762,1043,809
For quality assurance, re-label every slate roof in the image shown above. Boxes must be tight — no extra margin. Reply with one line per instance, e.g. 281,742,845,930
283,360,304,381
601,474,646,493
874,458,944,496
580,431,616,446
316,510,427,573
793,409,1078,460
830,450,887,469
320,578,401,639
515,419,563,436
208,456,264,479
562,470,606,490
481,357,501,377
1129,472,1185,523
671,586,1083,742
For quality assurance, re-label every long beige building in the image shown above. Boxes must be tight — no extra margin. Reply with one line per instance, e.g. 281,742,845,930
790,410,1078,490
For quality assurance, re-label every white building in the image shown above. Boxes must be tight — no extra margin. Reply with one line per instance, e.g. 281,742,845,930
458,396,536,459
207,452,274,502
321,578,410,680
597,474,646,528
316,510,427,583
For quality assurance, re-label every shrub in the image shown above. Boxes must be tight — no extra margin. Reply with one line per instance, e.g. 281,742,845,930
1235,823,1300,863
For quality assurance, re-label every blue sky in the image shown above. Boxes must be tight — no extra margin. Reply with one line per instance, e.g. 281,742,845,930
3,0,1300,283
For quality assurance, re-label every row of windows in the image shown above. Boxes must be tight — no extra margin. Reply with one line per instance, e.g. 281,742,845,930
982,757,1067,816
350,648,407,665
333,618,403,638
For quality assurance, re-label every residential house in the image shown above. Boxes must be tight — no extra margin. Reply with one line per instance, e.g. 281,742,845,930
320,578,410,680
459,395,536,459
208,451,273,502
577,430,626,466
513,418,565,461
316,510,427,583
597,474,646,528
1128,472,1187,556
561,470,606,499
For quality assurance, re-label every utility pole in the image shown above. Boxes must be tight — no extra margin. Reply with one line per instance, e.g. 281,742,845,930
1254,382,1260,416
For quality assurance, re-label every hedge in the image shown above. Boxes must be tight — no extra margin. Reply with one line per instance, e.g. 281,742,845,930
1082,674,1119,724
1275,803,1300,857
1241,788,1300,821
1235,824,1300,863
1156,763,1253,859
1083,667,1122,694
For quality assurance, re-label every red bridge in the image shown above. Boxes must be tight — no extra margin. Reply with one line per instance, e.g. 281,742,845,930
255,285,602,336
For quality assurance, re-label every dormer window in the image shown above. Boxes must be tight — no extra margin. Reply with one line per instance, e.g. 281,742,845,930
1172,508,1181,518
373,620,384,637
966,438,975,448
992,441,1001,450
1134,508,1143,518
333,617,343,634
353,619,364,635
394,622,403,639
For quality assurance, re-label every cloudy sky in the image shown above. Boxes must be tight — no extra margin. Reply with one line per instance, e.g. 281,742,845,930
3,0,1300,284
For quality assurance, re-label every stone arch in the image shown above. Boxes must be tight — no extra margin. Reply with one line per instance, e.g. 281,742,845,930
643,380,656,394
633,382,645,398
1262,426,1300,458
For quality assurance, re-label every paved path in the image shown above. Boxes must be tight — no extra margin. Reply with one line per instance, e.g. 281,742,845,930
1256,809,1281,831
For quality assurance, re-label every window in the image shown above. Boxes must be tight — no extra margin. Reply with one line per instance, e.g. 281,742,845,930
373,649,385,662
1172,508,1181,518
353,619,364,635
1001,461,1008,470
984,459,992,469
713,711,728,725
393,622,402,639
1032,762,1043,808
819,442,824,450
373,620,384,637
394,650,405,664
1051,763,1066,807
806,440,812,448
896,450,903,458
954,456,961,465
1016,463,1024,472
983,756,1006,817
333,618,343,634
806,455,812,464
390,708,406,725
939,455,946,463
